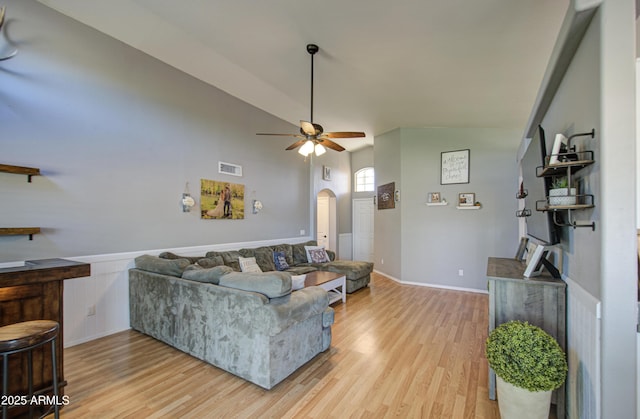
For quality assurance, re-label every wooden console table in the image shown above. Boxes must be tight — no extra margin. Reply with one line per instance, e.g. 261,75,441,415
0,258,90,417
486,257,566,419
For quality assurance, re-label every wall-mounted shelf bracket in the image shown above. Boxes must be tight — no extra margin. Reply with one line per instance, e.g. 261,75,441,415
516,209,531,218
552,211,595,231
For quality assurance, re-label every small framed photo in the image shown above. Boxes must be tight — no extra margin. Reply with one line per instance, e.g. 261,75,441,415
322,165,331,181
428,192,441,204
458,193,475,206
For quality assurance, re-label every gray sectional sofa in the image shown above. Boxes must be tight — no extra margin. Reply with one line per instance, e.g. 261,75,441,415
128,241,373,389
129,255,334,390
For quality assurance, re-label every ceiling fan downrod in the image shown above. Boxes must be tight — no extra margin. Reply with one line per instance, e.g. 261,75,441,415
307,44,319,124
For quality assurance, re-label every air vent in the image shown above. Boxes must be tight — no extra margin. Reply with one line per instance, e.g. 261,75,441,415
218,161,242,177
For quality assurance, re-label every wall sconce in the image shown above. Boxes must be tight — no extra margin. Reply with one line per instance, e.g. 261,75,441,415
395,190,400,202
181,182,195,212
252,199,263,214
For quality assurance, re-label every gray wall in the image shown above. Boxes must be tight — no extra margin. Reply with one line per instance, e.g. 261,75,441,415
374,127,520,290
1,0,313,262
538,12,601,298
373,129,402,279
400,127,520,290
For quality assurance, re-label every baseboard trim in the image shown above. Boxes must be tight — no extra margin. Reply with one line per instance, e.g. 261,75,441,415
373,269,487,294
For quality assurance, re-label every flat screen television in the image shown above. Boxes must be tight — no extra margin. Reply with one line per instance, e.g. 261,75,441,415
520,125,559,245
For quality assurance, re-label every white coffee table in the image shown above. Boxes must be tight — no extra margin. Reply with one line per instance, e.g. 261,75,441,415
304,271,346,304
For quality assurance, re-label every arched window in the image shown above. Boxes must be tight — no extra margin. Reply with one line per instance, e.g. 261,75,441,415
354,167,375,192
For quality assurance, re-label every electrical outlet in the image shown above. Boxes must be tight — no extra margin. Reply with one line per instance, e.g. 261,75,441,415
87,305,96,316
300,229,306,235
381,258,384,265
458,269,464,276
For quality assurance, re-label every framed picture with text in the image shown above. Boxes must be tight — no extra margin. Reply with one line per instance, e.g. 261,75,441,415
441,149,470,184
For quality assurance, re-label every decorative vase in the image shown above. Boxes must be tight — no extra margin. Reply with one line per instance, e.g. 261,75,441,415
548,187,576,206
496,376,552,419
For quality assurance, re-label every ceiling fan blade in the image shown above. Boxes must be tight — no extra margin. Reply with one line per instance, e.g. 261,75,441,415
256,133,305,138
318,138,345,152
324,131,366,139
300,120,316,136
285,139,307,151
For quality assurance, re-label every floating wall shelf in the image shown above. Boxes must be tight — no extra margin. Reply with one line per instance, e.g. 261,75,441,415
0,164,41,182
0,228,41,240
1,164,42,240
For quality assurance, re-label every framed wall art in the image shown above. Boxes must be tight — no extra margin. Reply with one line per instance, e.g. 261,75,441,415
322,165,331,181
200,179,245,219
377,182,395,210
441,149,470,184
458,192,475,206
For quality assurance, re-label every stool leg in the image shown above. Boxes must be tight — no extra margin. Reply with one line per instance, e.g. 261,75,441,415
2,353,7,419
28,350,33,418
51,338,59,419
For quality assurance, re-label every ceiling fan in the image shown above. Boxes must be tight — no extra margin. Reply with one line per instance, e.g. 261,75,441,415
257,44,365,156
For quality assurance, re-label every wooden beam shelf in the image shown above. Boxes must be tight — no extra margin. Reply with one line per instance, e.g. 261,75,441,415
0,227,41,240
0,163,41,182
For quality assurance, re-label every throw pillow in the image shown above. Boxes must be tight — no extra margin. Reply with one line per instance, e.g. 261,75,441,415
273,251,290,271
304,245,330,263
238,256,262,273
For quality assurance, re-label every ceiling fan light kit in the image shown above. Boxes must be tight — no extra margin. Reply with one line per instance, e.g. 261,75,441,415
257,44,365,158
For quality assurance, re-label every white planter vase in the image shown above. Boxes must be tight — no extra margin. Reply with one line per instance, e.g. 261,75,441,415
496,376,552,419
549,187,576,206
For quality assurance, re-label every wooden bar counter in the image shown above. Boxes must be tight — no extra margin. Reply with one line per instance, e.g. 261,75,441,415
0,258,90,415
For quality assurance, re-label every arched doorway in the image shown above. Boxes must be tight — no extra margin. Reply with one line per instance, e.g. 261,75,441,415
316,189,337,252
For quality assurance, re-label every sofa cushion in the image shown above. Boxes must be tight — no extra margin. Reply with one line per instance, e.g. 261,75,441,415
273,251,290,271
218,271,292,298
248,246,277,272
196,256,225,268
304,246,330,263
292,240,317,265
181,265,234,284
239,256,262,273
134,254,191,277
206,250,241,271
320,260,374,280
158,251,202,264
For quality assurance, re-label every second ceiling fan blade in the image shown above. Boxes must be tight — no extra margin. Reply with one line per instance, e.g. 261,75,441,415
318,139,345,152
256,133,305,138
323,131,366,139
286,139,307,150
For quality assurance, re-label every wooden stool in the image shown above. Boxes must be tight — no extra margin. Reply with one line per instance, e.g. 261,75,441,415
0,320,60,419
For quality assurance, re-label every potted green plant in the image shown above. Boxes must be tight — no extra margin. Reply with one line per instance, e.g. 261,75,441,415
549,176,576,206
485,320,567,419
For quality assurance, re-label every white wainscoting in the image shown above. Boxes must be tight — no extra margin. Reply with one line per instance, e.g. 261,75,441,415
565,275,602,419
61,237,312,347
338,233,352,260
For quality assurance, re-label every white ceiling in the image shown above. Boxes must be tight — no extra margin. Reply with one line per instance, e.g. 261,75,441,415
38,0,569,151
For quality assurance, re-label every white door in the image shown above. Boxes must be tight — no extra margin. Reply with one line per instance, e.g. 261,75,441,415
353,198,374,262
317,196,330,248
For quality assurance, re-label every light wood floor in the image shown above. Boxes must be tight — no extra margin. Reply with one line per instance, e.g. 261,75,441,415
60,272,500,418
